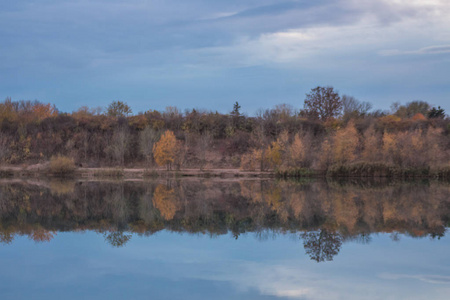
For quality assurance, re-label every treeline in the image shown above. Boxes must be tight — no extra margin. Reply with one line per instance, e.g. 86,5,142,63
0,87,448,174
0,180,448,260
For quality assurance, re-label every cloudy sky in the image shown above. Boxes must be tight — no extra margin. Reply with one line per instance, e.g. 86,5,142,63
1,0,449,114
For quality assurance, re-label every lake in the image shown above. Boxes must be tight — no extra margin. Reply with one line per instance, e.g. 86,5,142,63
0,178,449,299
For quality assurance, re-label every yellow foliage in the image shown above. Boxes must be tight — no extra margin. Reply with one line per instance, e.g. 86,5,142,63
32,103,58,121
49,155,76,175
153,130,177,170
0,100,18,123
381,129,444,168
332,121,359,164
265,141,282,169
288,133,305,167
362,125,380,161
380,115,401,123
379,115,403,131
318,137,333,169
382,131,396,161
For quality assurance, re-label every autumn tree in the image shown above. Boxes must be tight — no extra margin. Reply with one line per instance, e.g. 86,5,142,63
382,131,397,165
107,101,132,118
332,121,359,164
288,133,307,167
265,130,289,170
31,102,58,122
393,101,430,119
362,125,381,162
303,86,342,121
0,97,18,123
265,141,282,170
318,137,333,169
153,130,177,170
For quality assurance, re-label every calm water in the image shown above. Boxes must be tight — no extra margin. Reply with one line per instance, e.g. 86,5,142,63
0,178,449,299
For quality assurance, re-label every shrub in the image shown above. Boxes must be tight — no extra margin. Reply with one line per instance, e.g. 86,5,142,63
48,155,76,176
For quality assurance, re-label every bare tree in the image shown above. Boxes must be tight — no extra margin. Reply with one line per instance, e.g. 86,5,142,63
139,126,160,168
108,127,129,166
197,132,212,170
342,95,372,120
303,86,342,121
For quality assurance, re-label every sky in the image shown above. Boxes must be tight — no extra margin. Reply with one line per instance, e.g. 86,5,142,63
0,0,449,115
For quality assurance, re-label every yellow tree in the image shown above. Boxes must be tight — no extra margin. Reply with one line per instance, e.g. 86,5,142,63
265,141,282,169
153,130,177,170
318,137,333,169
288,133,306,167
382,131,397,164
362,125,380,162
332,121,359,164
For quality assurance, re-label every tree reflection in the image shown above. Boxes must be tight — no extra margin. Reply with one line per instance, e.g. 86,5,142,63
29,227,56,243
0,178,448,261
104,231,132,247
301,230,343,262
152,184,178,221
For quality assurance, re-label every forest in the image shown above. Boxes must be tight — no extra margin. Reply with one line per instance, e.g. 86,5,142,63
0,86,449,177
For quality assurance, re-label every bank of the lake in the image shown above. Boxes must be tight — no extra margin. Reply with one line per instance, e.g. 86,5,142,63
0,163,449,179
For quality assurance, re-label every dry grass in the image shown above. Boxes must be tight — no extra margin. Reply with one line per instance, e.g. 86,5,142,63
48,155,76,176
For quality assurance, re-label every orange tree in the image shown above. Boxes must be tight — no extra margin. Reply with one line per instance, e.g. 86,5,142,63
153,130,177,170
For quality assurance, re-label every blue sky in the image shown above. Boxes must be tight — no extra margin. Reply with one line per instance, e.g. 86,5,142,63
1,0,449,115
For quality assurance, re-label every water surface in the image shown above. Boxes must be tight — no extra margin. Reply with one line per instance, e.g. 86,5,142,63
0,179,449,299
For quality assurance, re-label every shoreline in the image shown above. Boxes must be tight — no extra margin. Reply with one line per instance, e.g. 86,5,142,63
0,165,448,179
0,166,277,179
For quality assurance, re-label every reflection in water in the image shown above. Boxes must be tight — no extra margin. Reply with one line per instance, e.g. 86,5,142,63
0,179,448,262
302,230,342,263
104,231,132,247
